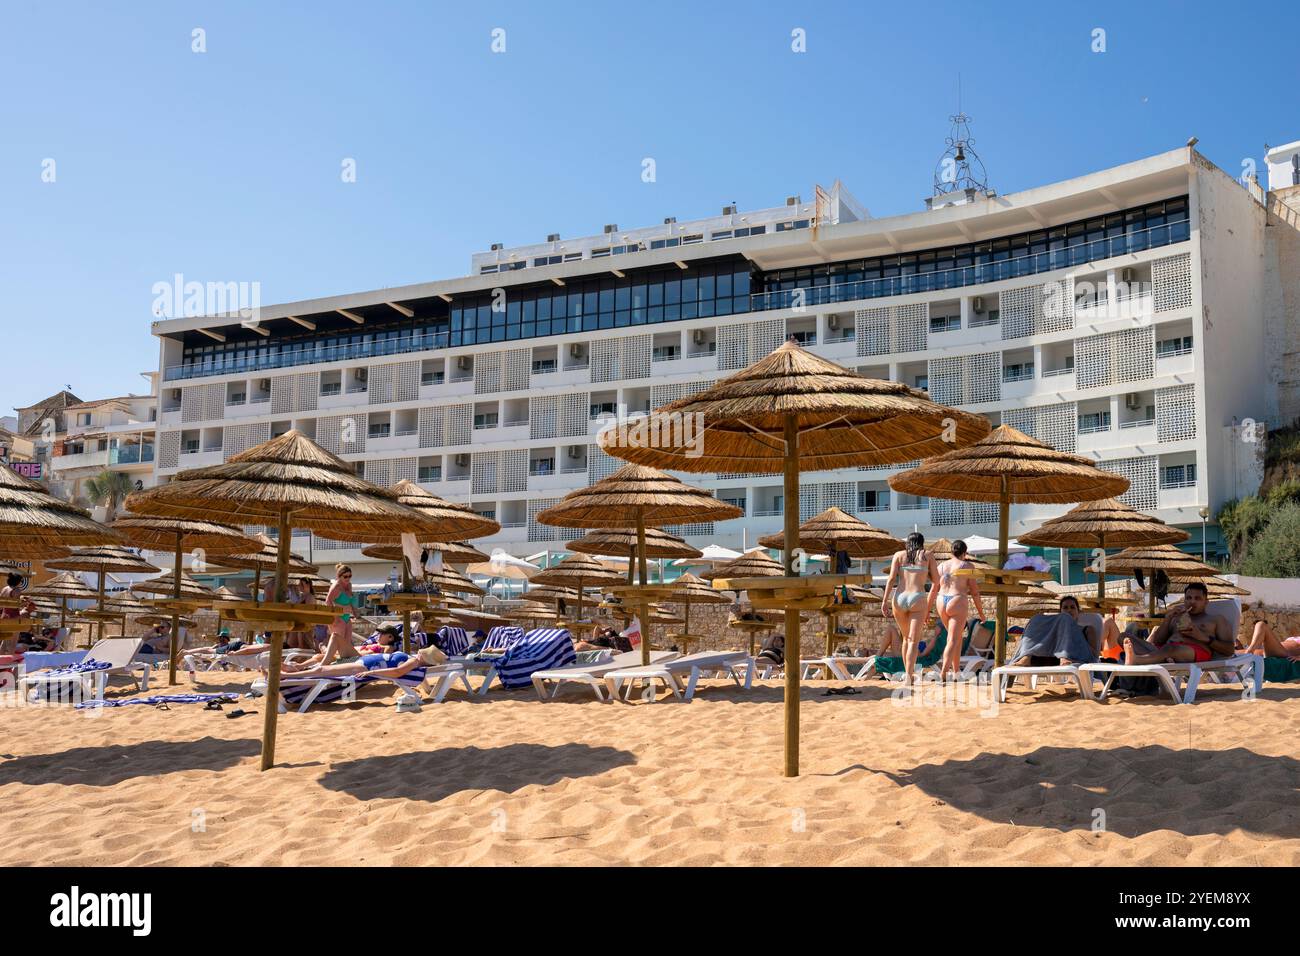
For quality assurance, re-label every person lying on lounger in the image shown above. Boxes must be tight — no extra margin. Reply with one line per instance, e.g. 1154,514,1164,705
1124,582,1234,666
1241,620,1300,659
278,644,446,681
1008,596,1098,667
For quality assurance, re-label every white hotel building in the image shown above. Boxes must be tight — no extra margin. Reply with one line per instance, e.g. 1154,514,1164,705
149,146,1281,585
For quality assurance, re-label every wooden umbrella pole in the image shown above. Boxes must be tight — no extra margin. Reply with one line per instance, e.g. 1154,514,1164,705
260,507,293,772
168,530,182,686
253,567,262,606
782,414,801,778
1149,566,1157,617
626,554,635,586
1096,532,1106,606
401,562,412,655
823,609,834,659
636,509,650,666
994,477,1010,668
93,570,106,648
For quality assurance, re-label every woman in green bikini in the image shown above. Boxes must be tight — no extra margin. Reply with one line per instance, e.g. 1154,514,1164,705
321,563,359,665
882,532,940,686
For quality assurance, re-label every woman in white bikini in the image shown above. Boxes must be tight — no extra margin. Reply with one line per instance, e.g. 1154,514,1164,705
935,540,985,681
882,532,940,685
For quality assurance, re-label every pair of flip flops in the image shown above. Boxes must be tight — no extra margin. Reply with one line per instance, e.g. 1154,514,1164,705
822,686,861,696
205,700,256,719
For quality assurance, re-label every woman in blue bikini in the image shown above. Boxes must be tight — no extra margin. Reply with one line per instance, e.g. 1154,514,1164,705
935,540,985,681
321,564,359,665
882,532,940,686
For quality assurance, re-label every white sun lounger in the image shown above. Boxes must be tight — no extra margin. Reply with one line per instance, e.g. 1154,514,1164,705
801,655,874,680
273,663,474,713
989,663,1095,702
20,637,149,703
532,649,678,702
604,650,754,703
184,646,314,674
1080,653,1263,704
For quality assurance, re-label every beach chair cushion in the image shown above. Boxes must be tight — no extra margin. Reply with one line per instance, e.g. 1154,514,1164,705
494,627,575,689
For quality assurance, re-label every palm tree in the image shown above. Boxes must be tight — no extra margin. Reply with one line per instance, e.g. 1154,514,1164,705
84,470,134,521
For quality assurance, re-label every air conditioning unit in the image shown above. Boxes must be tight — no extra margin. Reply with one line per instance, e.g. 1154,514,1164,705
546,233,560,242
827,315,840,331
603,224,618,234
456,356,472,371
1125,392,1142,410
169,388,182,401
567,445,583,459
1120,267,1135,283
786,196,800,206
722,204,737,215
972,296,985,313
692,329,708,345
257,379,270,392
455,454,470,467
569,344,586,359
353,368,368,382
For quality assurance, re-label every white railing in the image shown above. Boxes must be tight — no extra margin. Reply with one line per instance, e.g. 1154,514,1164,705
1042,366,1074,378
1120,418,1155,429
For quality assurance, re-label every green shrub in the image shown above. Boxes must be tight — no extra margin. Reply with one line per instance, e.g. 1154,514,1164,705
1240,502,1300,578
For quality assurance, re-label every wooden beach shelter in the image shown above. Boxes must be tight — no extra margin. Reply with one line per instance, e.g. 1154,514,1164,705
27,571,99,634
122,430,447,770
890,426,1129,668
1090,543,1220,622
111,515,258,684
535,464,741,664
528,554,624,625
360,480,499,653
1017,498,1189,612
210,532,318,605
567,528,701,585
660,571,731,654
45,546,159,645
599,340,988,776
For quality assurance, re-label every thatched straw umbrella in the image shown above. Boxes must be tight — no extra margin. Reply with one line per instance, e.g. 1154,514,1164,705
1189,575,1251,599
136,614,197,630
361,539,489,566
890,425,1130,667
529,555,624,623
45,546,159,646
758,506,902,585
0,464,120,558
110,515,259,685
123,430,448,771
1091,544,1220,618
698,548,785,583
522,585,583,621
662,571,730,653
130,570,216,600
360,480,499,652
600,340,988,776
536,464,741,664
209,532,318,606
450,607,512,632
27,571,99,633
213,585,245,602
567,528,701,585
1017,498,1189,611
502,601,554,625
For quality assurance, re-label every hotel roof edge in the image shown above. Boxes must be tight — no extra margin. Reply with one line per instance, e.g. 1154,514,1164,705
152,146,1197,339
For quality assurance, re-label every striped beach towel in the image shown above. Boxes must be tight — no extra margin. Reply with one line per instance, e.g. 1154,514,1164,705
280,670,429,709
494,627,575,689
42,659,113,677
76,692,240,710
484,626,524,652
434,626,469,657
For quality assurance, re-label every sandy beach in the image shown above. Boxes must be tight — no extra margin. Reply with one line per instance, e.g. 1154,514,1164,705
2,673,1297,867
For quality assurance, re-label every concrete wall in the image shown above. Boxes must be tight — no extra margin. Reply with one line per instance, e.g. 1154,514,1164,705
1192,156,1270,512
1263,185,1300,425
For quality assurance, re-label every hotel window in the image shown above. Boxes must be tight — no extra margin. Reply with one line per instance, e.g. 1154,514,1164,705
1160,463,1197,488
1078,411,1111,434
1156,335,1193,357
591,247,611,258
532,255,564,267
914,375,928,390
1003,362,1034,382
929,313,961,333
650,237,681,250
775,219,810,232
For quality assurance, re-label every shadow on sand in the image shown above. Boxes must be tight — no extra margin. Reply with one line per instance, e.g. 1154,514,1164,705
0,737,261,787
318,742,636,802
878,744,1300,838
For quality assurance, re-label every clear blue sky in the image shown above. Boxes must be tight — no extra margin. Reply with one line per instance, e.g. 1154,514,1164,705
1,0,1291,406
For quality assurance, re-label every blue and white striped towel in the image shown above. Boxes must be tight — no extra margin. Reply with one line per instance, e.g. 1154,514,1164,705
76,692,240,710
42,659,113,677
434,626,469,657
484,626,524,652
494,627,575,689
280,670,428,708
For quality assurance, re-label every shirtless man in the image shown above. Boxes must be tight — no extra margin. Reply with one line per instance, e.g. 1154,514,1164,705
935,540,985,681
1125,582,1234,665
